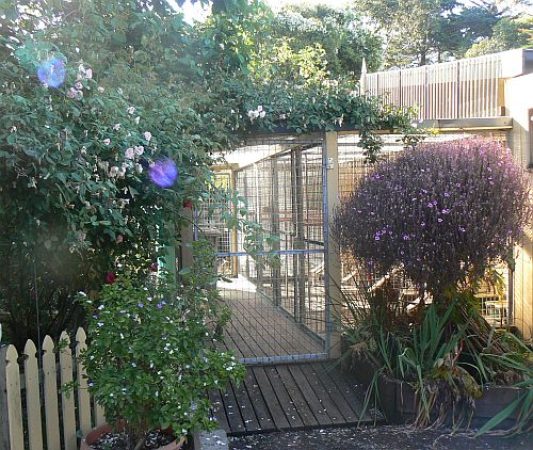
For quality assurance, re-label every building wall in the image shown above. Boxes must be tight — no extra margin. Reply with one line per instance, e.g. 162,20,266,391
505,73,533,339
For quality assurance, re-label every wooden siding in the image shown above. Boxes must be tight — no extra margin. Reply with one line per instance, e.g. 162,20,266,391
361,50,533,121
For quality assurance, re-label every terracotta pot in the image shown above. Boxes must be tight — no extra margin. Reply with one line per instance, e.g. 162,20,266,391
80,423,185,450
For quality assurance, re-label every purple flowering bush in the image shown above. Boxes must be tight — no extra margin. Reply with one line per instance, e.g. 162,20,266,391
335,139,531,299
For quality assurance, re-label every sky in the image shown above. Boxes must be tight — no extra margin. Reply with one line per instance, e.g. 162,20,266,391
172,0,352,23
171,0,533,23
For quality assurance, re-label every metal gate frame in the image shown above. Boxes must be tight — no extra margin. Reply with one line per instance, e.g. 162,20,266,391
204,132,343,364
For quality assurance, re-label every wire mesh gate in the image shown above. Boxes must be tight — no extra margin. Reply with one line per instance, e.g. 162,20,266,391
204,136,331,364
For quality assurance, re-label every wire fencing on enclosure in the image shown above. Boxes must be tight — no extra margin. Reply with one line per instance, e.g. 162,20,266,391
198,131,515,364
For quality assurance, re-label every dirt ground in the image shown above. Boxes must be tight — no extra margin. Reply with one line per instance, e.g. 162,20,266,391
228,425,532,450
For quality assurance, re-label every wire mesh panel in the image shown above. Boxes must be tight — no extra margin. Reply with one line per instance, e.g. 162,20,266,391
206,136,329,363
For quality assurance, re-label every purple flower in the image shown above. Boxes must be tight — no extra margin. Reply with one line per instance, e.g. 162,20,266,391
137,302,144,308
37,57,66,88
149,159,178,188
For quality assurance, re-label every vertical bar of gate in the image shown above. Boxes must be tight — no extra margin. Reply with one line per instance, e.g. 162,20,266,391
271,157,282,306
323,132,342,358
291,149,306,322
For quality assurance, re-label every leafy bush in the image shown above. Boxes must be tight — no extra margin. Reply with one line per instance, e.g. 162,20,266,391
79,264,244,448
334,139,531,299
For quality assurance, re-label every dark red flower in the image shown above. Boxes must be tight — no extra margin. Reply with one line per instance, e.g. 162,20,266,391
182,199,193,209
105,272,117,284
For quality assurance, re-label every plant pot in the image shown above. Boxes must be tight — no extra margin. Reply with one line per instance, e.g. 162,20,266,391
80,423,186,450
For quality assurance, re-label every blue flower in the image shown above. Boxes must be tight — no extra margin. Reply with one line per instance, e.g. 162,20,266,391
149,159,178,188
37,57,66,88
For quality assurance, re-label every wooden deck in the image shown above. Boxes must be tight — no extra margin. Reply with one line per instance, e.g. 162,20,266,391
211,283,377,435
216,288,325,361
209,361,377,435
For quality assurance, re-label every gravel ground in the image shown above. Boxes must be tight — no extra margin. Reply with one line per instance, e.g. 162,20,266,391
229,425,532,450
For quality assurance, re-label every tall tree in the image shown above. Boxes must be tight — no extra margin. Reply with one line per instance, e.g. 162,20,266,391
270,5,383,78
354,0,529,66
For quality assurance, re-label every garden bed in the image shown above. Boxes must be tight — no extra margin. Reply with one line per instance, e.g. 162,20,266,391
345,350,526,429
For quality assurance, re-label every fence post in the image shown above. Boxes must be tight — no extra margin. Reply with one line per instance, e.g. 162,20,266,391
76,328,92,437
59,332,77,450
323,132,342,359
23,340,44,450
0,345,24,450
43,335,61,450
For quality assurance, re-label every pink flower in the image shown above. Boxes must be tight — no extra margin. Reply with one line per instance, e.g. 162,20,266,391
105,272,117,284
125,147,135,159
143,131,152,142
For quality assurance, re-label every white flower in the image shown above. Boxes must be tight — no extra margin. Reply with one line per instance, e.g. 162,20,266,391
257,105,263,112
113,123,121,131
143,131,152,142
125,147,135,159
134,116,140,124
118,167,126,178
103,138,111,146
84,68,93,79
247,110,259,121
67,87,78,99
259,111,266,119
80,146,87,155
109,166,119,177
135,163,143,174
127,106,135,115
134,145,144,156
74,81,83,90
97,86,105,93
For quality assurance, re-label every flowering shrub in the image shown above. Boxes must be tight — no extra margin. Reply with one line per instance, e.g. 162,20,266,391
79,265,244,447
334,139,531,298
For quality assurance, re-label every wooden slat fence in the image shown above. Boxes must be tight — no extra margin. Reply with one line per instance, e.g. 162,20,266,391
362,52,508,121
0,328,105,450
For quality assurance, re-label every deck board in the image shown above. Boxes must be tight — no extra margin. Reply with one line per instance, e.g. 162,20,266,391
220,288,324,359
211,362,376,435
211,284,376,436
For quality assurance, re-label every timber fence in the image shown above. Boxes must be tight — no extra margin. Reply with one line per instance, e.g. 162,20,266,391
361,49,533,121
0,328,104,450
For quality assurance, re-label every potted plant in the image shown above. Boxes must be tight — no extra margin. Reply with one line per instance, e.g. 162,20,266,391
78,268,244,450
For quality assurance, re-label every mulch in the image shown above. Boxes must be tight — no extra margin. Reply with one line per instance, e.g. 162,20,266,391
228,425,532,450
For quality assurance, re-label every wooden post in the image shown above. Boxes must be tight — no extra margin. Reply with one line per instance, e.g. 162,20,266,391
76,328,92,437
360,58,367,93
323,132,342,359
0,345,24,450
180,208,194,271
164,221,178,285
23,340,44,450
59,332,77,450
42,336,61,450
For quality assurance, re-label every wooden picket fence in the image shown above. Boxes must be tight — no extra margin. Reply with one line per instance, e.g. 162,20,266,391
0,328,105,450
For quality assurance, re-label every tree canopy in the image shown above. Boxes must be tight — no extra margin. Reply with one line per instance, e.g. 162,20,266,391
354,0,532,67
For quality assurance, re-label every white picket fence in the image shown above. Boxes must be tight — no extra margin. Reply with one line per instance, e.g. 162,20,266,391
0,328,105,450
